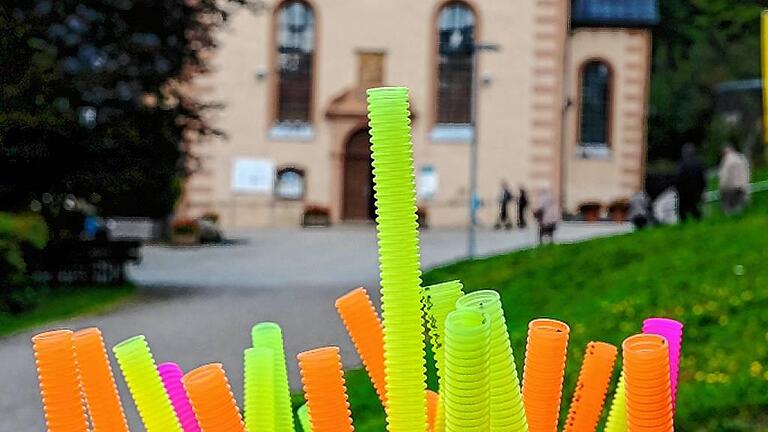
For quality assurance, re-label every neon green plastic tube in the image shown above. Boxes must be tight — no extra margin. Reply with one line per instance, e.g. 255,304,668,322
367,86,427,432
423,280,465,432
112,335,182,432
456,290,527,432
244,347,275,432
251,322,295,432
297,403,312,432
443,309,491,432
604,372,627,432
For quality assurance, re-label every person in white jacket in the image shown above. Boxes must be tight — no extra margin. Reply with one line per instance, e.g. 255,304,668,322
718,145,750,215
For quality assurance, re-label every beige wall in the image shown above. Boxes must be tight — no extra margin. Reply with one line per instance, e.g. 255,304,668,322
183,0,650,228
563,28,651,214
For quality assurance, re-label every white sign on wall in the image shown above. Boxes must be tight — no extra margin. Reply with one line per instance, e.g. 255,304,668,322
231,158,275,194
417,165,439,200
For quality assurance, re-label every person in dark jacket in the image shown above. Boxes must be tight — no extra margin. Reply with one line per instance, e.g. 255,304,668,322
517,185,528,228
675,143,707,222
494,181,513,230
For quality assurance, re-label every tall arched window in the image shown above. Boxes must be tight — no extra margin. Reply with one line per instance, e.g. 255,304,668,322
579,60,612,147
436,3,475,125
275,1,314,124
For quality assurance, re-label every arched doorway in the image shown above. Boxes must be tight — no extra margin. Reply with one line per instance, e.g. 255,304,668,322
342,128,375,221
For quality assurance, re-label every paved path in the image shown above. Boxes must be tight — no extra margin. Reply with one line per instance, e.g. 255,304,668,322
0,223,629,431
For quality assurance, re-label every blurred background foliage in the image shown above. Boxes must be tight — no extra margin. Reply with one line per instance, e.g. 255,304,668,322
648,0,765,164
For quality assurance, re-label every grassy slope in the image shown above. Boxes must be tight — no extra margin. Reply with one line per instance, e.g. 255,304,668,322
0,284,135,337
332,192,768,431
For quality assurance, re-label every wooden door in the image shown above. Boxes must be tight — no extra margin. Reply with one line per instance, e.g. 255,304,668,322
342,129,375,220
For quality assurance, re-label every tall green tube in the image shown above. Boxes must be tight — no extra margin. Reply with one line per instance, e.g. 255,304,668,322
367,86,427,432
604,373,627,432
251,323,295,432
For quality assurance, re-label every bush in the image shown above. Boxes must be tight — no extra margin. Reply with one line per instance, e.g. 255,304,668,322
0,213,48,313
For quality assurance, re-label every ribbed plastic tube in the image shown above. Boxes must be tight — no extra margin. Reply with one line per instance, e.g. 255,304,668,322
426,389,440,432
113,335,181,432
367,86,427,432
563,341,617,432
443,309,491,432
182,363,245,432
642,318,683,407
456,290,527,432
158,362,201,432
335,287,388,406
622,334,674,432
423,280,465,432
522,318,570,432
32,330,89,432
251,322,295,432
603,373,627,432
297,346,354,432
243,347,275,432
297,403,312,432
73,328,129,432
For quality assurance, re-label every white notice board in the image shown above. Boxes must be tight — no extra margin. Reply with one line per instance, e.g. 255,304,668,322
231,158,275,194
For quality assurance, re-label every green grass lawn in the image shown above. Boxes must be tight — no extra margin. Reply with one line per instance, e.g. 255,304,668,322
324,192,768,431
0,284,136,337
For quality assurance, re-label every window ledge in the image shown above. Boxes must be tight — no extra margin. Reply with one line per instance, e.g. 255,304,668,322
268,122,315,141
430,123,474,143
575,145,612,160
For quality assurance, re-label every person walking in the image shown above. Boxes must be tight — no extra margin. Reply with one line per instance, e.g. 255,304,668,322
674,143,706,222
719,144,751,215
494,181,513,230
517,185,529,228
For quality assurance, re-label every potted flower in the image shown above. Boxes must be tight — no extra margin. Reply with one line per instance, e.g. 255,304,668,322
608,199,630,223
302,204,331,228
171,218,199,245
578,201,602,223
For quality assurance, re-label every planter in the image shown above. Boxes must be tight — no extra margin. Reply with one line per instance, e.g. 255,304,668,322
172,232,199,246
302,204,331,228
416,207,429,229
578,202,602,223
608,200,629,223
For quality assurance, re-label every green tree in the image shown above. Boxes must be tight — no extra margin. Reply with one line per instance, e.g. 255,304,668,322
649,0,764,163
0,0,253,217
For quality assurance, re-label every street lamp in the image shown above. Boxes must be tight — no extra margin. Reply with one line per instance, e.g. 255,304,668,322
467,42,500,259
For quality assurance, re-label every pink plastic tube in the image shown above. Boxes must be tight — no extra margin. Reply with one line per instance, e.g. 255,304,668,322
158,362,201,432
642,317,684,406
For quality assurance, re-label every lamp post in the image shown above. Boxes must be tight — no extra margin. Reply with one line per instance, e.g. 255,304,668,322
467,42,500,259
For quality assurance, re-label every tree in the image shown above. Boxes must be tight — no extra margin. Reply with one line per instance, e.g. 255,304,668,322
0,0,254,218
648,0,764,163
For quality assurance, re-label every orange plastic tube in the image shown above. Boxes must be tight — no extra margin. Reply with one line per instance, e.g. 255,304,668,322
426,389,439,432
297,347,354,432
32,329,89,432
623,334,674,432
563,341,618,432
73,328,129,432
335,287,387,405
183,363,245,432
522,318,570,432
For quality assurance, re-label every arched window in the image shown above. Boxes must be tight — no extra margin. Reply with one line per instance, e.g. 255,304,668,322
579,60,612,147
275,1,314,124
275,167,306,200
436,3,475,125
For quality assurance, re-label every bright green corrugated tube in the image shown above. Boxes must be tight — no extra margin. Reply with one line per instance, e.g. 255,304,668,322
112,335,182,432
297,403,312,432
603,373,627,432
456,290,528,432
423,280,465,432
367,86,427,432
244,347,275,432
251,323,295,432
443,309,491,432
